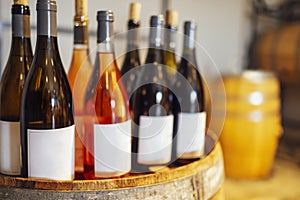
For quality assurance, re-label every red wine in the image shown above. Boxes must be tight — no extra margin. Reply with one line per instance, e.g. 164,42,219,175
0,1,33,176
131,15,174,173
20,0,74,180
174,21,206,164
83,10,131,179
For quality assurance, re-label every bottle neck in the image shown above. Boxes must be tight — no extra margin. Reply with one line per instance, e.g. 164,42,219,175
97,21,113,44
164,26,176,51
183,31,195,51
11,5,30,38
149,26,163,48
73,16,89,47
127,20,140,51
37,6,57,37
96,20,115,74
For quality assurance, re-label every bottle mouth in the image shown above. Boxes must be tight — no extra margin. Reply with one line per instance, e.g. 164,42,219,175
184,21,196,35
97,10,114,22
150,15,164,27
36,0,57,12
12,4,30,15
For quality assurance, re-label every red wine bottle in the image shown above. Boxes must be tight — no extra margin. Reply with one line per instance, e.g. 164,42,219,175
0,0,33,176
131,15,174,173
83,10,131,179
175,21,206,164
20,0,74,180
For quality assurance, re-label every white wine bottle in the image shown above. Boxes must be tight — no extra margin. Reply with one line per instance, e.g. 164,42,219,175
20,0,75,180
0,0,33,176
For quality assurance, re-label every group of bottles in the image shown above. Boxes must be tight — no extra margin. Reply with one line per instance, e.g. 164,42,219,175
0,0,206,181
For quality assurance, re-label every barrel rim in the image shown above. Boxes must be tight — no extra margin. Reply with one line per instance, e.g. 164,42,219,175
0,143,223,191
222,70,278,83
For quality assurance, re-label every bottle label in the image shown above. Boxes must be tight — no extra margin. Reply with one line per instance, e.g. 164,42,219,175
27,125,75,180
176,112,206,159
94,120,131,178
138,115,173,165
0,120,21,175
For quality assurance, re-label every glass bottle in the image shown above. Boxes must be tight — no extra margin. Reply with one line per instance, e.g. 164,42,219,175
84,10,131,179
0,0,33,176
174,21,206,164
67,0,92,179
120,2,141,98
131,15,174,173
20,0,74,180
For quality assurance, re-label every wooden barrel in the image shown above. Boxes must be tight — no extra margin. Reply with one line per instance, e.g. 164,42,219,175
0,143,224,200
254,22,300,83
218,70,283,179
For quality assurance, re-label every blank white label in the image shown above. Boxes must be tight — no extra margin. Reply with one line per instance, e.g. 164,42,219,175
0,120,21,175
28,125,75,180
177,112,206,159
138,115,173,165
94,120,131,178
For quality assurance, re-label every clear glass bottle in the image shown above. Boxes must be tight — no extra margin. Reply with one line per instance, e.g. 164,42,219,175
84,10,131,180
67,0,92,180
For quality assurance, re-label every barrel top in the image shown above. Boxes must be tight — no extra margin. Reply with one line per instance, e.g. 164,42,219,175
0,143,223,191
242,70,277,82
222,70,278,83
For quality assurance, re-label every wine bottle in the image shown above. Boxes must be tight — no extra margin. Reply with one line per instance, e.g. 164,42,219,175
164,10,178,77
83,10,131,179
120,2,141,97
20,0,75,180
131,15,174,173
175,21,206,164
67,0,92,179
0,0,33,176
163,10,181,166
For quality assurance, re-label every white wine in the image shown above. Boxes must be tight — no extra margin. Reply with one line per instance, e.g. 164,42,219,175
20,0,74,180
0,1,33,176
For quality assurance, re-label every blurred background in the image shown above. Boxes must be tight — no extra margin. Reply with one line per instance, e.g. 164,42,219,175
0,0,299,199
